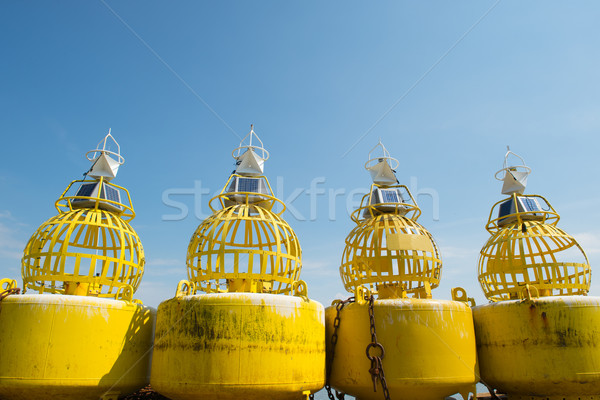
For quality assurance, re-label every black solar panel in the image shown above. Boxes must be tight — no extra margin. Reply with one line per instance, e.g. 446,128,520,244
498,199,514,219
75,183,98,198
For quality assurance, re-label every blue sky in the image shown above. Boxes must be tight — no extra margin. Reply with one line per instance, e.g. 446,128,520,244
1,1,600,309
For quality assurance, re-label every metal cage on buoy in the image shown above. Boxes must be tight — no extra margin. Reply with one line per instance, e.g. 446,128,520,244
181,126,306,297
150,125,325,400
340,140,442,299
20,132,144,300
478,147,590,301
0,131,155,400
186,171,302,295
473,147,600,400
341,188,441,298
325,140,478,400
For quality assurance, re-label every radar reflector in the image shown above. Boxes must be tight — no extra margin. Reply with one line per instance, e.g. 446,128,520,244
86,129,125,181
232,125,270,176
501,170,529,195
365,140,399,186
495,146,531,195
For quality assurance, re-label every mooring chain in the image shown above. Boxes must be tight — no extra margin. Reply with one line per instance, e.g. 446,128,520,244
325,296,355,400
366,295,390,400
482,381,501,400
0,287,21,302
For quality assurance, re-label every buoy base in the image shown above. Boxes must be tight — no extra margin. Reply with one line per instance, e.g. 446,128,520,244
474,296,600,399
325,298,478,400
0,294,155,400
150,293,325,400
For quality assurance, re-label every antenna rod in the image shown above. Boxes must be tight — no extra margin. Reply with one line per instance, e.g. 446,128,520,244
104,128,112,151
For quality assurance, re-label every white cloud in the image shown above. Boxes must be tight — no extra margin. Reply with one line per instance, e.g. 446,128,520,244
573,232,600,254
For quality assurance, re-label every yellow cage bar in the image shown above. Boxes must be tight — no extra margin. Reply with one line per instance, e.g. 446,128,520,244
340,184,441,298
479,194,589,301
187,202,301,294
21,179,144,300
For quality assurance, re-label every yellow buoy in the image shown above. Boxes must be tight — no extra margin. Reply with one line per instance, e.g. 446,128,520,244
474,148,598,399
0,132,155,400
326,141,479,400
150,126,325,400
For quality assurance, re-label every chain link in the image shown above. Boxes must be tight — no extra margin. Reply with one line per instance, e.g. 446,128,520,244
325,297,355,400
0,287,21,301
324,294,390,400
482,381,501,400
310,391,345,400
366,295,390,400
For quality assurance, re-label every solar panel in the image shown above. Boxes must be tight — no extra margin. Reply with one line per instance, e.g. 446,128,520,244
238,177,260,193
102,185,121,203
520,197,541,212
497,197,544,227
75,183,98,198
365,188,410,216
498,199,514,218
380,189,400,203
71,182,124,212
223,176,270,206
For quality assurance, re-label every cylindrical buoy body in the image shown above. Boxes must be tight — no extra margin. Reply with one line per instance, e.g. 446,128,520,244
474,296,600,399
325,298,478,400
0,294,155,400
150,293,325,400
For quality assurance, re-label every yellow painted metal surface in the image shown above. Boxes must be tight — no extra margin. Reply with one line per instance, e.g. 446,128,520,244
21,181,144,300
473,296,600,399
152,136,325,399
476,160,599,399
328,150,478,399
0,294,155,400
325,299,478,400
187,203,301,294
0,136,154,400
150,293,325,400
341,208,442,298
479,194,590,301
